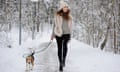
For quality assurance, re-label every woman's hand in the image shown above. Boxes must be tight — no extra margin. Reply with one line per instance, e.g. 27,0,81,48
51,34,55,40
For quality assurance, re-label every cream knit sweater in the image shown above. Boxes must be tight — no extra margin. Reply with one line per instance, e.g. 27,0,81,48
53,14,72,37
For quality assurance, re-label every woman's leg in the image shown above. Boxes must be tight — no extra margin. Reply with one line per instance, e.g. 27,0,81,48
55,36,64,71
55,36,63,65
62,34,70,66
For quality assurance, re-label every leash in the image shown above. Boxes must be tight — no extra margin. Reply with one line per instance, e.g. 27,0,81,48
35,40,53,54
23,40,53,58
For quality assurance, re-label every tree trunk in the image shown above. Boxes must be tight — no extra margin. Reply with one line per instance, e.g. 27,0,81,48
100,25,110,50
19,0,22,45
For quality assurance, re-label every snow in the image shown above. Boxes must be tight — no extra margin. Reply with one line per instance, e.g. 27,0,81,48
31,0,39,2
0,29,120,72
69,40,120,72
0,47,25,72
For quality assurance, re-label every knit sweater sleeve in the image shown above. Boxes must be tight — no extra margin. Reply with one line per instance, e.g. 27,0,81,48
52,14,57,36
52,21,55,36
69,16,73,34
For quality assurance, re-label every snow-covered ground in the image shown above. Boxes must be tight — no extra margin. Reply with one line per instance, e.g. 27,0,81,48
0,29,120,72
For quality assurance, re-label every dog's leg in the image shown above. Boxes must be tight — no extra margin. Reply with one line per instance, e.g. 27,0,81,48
26,63,31,71
29,58,34,71
26,63,29,71
31,61,34,70
29,63,32,71
29,63,33,71
26,59,29,71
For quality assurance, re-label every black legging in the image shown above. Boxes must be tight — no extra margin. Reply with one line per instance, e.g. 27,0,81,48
55,34,70,65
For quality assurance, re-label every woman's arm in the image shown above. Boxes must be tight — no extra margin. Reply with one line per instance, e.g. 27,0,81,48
51,17,56,40
51,24,55,40
69,16,73,33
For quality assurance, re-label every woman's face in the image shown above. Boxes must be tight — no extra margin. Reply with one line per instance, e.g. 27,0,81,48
63,6,69,13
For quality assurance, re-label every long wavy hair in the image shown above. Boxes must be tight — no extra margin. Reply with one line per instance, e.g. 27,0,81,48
57,9,71,21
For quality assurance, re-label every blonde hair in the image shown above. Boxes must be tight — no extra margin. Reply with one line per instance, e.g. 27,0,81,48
57,9,71,21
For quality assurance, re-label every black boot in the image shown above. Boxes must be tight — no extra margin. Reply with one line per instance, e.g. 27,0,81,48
59,64,63,72
62,58,66,67
62,60,65,67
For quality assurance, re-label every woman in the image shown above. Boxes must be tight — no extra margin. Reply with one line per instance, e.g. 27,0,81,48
51,1,72,71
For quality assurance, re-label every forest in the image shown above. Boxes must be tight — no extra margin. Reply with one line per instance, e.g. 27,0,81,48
0,0,120,53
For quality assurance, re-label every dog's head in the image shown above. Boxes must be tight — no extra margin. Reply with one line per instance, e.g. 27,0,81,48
26,56,33,63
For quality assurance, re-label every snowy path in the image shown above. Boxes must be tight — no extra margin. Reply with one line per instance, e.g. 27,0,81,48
0,32,120,72
31,37,120,72
68,40,120,72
